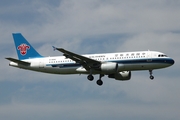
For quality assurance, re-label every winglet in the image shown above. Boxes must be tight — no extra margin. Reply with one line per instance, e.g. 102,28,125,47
52,46,57,51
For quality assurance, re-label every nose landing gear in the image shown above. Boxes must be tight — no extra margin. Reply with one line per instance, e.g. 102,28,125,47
149,70,154,80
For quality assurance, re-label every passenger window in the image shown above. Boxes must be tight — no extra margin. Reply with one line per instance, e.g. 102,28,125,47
136,53,140,55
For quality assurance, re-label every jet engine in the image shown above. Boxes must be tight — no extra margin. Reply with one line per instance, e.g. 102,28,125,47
100,62,118,74
108,71,131,81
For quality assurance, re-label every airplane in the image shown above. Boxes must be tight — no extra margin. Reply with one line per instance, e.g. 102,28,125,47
6,33,175,86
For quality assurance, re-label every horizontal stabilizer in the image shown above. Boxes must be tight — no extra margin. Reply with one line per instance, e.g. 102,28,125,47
6,57,30,66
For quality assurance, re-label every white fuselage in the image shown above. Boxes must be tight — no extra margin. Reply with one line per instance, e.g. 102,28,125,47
9,51,174,75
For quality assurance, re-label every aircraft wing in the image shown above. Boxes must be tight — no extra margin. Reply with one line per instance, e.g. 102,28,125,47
54,47,101,70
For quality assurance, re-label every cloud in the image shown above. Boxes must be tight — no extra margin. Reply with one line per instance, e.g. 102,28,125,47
0,0,180,120
0,99,179,120
117,32,180,51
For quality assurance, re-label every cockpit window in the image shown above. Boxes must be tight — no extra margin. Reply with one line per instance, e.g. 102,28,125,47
158,54,168,57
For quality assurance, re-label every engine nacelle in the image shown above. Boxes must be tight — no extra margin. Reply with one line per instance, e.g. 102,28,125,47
108,71,131,81
100,62,118,74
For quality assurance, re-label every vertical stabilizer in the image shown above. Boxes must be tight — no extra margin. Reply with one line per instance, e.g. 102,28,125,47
12,33,43,60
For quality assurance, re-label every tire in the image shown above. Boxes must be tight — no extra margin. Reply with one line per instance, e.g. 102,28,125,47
150,75,154,80
96,80,103,86
87,75,94,81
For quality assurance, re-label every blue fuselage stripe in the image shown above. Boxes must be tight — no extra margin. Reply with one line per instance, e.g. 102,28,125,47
46,58,173,68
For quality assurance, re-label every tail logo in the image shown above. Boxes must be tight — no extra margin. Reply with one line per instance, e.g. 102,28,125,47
17,44,30,56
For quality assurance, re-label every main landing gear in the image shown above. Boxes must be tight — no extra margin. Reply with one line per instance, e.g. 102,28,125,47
87,74,104,86
87,74,94,81
96,74,104,86
149,70,154,80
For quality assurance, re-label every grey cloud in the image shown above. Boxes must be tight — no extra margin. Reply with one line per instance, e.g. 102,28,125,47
0,99,179,120
0,0,61,26
0,0,180,120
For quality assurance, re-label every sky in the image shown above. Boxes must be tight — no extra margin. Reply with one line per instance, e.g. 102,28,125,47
0,0,180,120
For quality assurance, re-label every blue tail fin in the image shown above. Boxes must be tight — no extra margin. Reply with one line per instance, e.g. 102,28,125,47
12,33,43,60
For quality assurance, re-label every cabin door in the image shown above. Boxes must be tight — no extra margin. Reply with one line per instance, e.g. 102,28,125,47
147,51,152,62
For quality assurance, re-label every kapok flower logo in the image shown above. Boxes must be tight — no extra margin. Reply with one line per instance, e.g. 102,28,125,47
17,43,30,55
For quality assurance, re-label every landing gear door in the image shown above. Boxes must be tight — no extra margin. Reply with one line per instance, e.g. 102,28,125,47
147,51,152,62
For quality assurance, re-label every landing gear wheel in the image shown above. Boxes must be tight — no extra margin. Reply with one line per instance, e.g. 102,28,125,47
149,70,154,80
96,80,103,86
87,75,94,81
150,75,154,80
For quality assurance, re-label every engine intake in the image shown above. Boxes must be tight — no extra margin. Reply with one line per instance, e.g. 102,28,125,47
108,71,131,81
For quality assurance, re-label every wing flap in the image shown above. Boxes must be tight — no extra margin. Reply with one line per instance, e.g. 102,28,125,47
6,58,30,66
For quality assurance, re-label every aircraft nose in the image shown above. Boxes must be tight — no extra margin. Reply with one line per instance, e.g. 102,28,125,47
169,58,175,65
171,59,175,65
